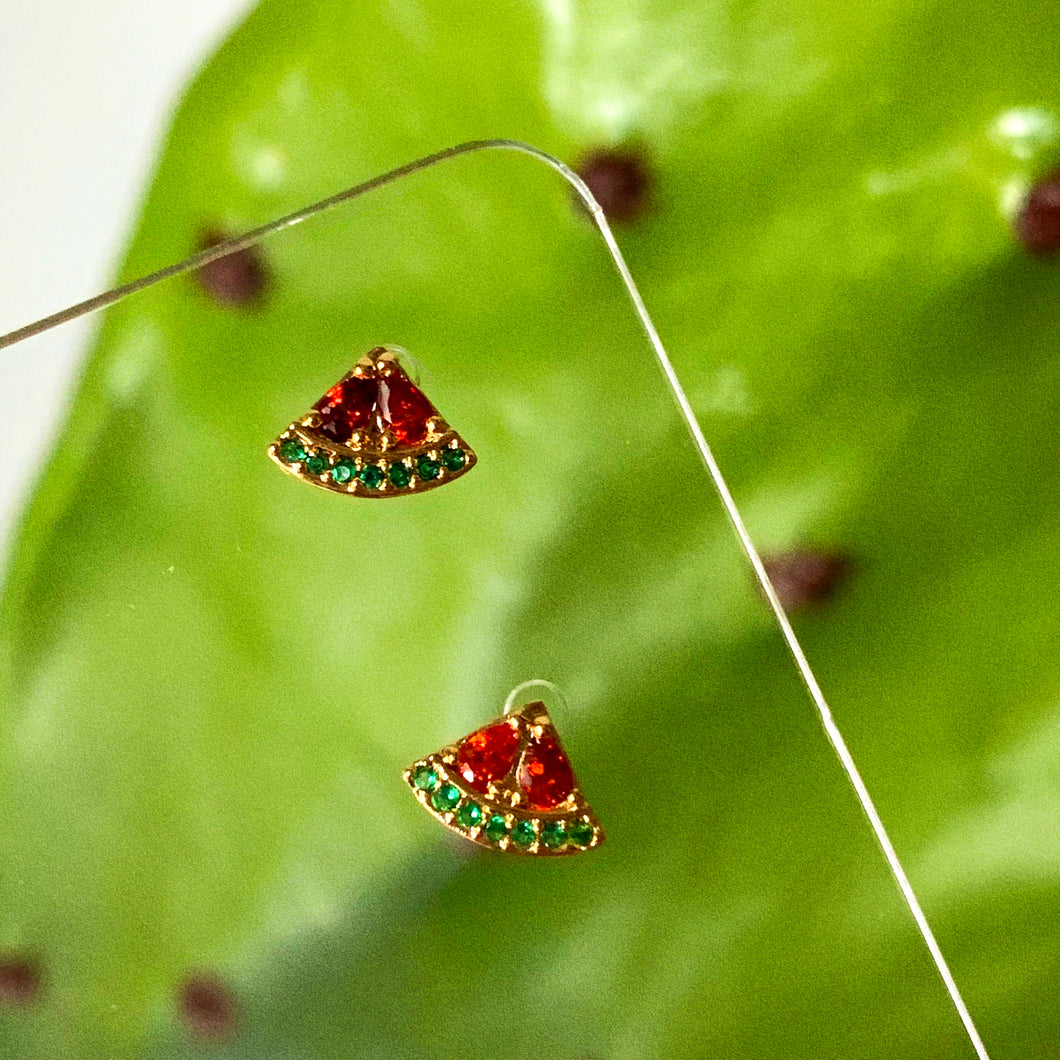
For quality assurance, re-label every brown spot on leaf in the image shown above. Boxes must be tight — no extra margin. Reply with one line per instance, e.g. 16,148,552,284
194,229,268,307
575,149,652,223
1014,175,1060,255
178,973,239,1039
0,957,41,1005
762,550,852,611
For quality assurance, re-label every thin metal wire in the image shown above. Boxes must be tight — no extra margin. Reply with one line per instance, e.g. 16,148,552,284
504,678,566,716
0,138,991,1059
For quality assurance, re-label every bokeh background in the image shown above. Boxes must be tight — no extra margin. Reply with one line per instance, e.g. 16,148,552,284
2,2,1060,1059
0,0,250,553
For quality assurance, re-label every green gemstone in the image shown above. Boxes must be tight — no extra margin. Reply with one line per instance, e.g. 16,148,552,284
431,783,461,813
331,460,355,484
441,447,466,471
279,439,306,463
412,766,438,792
456,801,483,829
511,820,536,848
417,456,440,481
568,820,595,848
540,820,567,850
388,462,412,488
483,815,509,843
360,464,385,489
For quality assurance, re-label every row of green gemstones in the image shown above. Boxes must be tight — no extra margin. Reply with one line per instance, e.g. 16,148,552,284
279,439,466,488
412,766,594,850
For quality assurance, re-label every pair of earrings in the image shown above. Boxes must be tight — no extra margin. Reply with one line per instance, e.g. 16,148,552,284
268,347,604,857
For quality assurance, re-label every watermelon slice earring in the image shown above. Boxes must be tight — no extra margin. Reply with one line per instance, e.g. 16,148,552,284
269,346,476,496
405,694,604,856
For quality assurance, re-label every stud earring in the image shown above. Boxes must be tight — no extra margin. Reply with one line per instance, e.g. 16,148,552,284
405,697,604,855
269,346,476,496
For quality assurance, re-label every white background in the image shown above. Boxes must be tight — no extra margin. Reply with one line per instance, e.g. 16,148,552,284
0,0,252,562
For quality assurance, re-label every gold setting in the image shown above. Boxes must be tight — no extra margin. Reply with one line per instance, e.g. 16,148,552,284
268,347,477,497
404,701,605,856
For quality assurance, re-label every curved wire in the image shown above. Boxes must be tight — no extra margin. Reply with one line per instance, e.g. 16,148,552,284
0,137,990,1059
503,678,567,716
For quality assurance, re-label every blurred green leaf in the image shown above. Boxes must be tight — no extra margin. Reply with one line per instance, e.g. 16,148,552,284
2,1,1060,1057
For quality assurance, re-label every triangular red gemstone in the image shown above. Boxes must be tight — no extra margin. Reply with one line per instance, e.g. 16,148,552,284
311,367,438,446
517,733,575,809
313,377,377,444
378,371,438,446
456,719,521,794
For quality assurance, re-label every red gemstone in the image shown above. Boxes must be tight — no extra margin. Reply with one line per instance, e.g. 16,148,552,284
378,371,438,446
313,376,377,443
311,366,438,446
456,719,521,794
517,733,575,809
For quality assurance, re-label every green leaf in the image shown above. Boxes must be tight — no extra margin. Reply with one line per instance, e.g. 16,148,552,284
3,1,1059,1057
